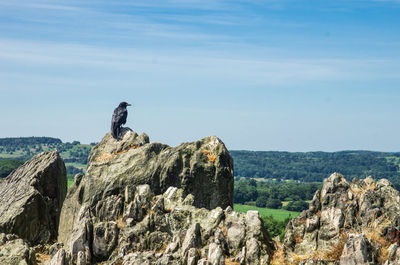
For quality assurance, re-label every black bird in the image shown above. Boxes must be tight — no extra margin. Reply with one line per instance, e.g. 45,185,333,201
111,102,131,140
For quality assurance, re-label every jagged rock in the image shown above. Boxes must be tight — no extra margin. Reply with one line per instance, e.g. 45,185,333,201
59,131,234,247
340,234,378,265
55,184,273,265
0,150,67,245
283,173,400,265
51,132,274,265
68,206,92,264
0,237,35,265
187,247,200,265
48,248,71,265
95,195,123,222
246,238,260,265
208,242,225,265
92,221,119,261
227,219,246,251
198,258,211,265
89,131,232,210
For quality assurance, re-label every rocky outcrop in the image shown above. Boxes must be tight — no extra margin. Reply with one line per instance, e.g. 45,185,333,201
58,131,234,245
50,131,274,264
281,173,400,265
0,233,36,265
0,150,67,245
55,184,274,265
87,131,233,210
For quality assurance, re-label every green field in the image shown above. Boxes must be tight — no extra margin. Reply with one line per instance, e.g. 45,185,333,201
67,178,74,187
234,204,300,221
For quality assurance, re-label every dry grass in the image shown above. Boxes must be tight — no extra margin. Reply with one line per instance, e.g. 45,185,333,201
116,216,126,229
290,233,348,264
202,149,217,163
364,218,392,262
95,144,142,163
156,244,168,254
35,252,51,264
294,235,304,244
113,259,123,265
270,240,287,265
221,225,228,236
114,144,141,155
322,233,348,261
350,181,376,199
225,258,240,265
95,153,115,163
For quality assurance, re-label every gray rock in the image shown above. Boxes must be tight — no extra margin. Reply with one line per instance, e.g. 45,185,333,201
182,223,202,254
340,234,378,265
283,173,400,264
92,221,119,261
86,132,232,210
59,132,234,248
187,247,200,265
48,248,71,265
95,195,123,222
0,150,67,244
198,258,211,265
246,238,260,265
208,243,225,265
68,206,92,264
227,221,245,251
0,238,35,265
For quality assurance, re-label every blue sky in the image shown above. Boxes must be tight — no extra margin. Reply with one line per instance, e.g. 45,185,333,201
0,0,399,151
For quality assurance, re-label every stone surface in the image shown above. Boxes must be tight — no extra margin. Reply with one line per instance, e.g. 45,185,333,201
0,150,67,244
85,131,233,210
282,173,400,265
0,131,273,264
340,234,378,265
92,221,119,261
59,131,234,245
55,184,273,264
0,236,35,265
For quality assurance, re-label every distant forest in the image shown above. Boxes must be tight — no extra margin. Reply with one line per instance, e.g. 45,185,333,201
231,150,400,183
2,137,400,188
0,137,94,178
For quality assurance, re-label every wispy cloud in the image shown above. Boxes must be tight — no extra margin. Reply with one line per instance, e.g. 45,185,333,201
0,38,398,92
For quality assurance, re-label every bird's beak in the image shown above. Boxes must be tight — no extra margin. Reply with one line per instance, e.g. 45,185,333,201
127,103,132,106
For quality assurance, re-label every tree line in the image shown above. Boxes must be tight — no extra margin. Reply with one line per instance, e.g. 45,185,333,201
231,150,400,182
0,137,92,178
234,178,321,211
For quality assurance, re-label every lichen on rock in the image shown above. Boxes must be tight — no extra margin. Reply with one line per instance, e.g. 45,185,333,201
281,173,400,265
0,150,67,245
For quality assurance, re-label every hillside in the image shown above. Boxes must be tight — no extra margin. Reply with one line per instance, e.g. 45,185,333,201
0,137,94,179
231,150,400,183
2,138,400,187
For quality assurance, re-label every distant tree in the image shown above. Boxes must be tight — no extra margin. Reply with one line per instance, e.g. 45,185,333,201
265,198,282,209
255,195,268,208
284,200,309,212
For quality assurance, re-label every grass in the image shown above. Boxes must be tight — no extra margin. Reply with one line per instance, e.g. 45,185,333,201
281,200,311,207
67,178,74,188
234,204,300,222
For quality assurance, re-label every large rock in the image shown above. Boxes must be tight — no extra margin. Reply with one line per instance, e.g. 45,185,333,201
57,184,274,265
59,131,234,245
86,131,233,210
0,234,35,265
281,173,400,265
0,150,67,244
